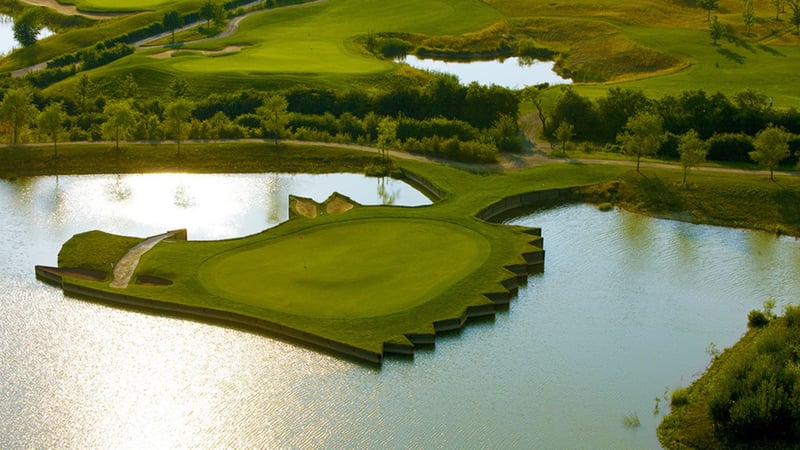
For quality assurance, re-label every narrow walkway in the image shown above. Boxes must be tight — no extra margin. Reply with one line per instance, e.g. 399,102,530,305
109,231,175,289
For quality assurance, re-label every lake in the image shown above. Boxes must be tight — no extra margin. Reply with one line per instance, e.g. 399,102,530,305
0,14,54,55
397,55,572,88
1,174,798,448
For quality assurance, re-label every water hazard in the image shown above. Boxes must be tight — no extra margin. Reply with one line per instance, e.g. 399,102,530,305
1,175,799,448
398,55,572,88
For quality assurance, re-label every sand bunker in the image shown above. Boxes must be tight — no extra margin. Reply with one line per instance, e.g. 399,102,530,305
147,46,242,59
290,193,358,219
20,0,119,19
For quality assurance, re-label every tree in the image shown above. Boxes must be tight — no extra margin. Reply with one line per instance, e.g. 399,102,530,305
773,0,784,20
165,98,193,155
102,101,137,151
709,16,725,44
699,0,720,21
743,0,756,35
200,1,225,28
13,8,43,48
163,10,183,44
0,88,38,144
258,94,288,148
554,121,574,156
170,78,189,99
492,114,523,153
677,129,709,183
75,74,95,114
789,0,800,34
595,88,652,143
376,117,398,161
520,83,550,137
115,74,139,100
749,125,791,180
37,102,65,158
617,111,665,172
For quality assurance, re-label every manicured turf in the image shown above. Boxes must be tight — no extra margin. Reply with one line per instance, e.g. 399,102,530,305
61,0,201,12
198,218,490,319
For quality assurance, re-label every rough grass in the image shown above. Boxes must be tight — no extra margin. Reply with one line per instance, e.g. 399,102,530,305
58,230,143,273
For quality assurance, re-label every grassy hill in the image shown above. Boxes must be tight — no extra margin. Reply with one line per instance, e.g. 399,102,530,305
1,0,794,103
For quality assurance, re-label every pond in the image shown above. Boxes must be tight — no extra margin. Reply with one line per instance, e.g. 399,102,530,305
0,14,54,55
2,175,799,448
398,55,572,88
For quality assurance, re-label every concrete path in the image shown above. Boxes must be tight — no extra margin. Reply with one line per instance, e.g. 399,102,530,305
109,231,175,289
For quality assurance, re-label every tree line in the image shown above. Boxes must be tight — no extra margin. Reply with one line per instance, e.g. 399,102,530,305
0,73,520,163
532,86,800,178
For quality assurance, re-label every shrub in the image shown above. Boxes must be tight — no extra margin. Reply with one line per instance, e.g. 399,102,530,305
707,133,754,162
670,388,689,408
748,309,769,328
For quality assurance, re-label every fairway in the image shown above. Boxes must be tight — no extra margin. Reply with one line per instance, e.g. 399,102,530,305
61,0,176,12
197,218,490,319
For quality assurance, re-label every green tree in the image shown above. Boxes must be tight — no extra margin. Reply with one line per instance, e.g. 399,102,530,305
200,1,225,28
165,98,193,155
699,0,720,21
709,16,725,44
75,74,95,114
37,102,65,158
258,94,289,148
492,114,523,153
519,83,550,137
773,0,784,20
13,8,43,48
170,78,189,99
376,117,398,161
163,10,183,44
617,111,665,172
743,0,756,35
677,129,709,183
749,125,791,180
102,101,137,151
554,120,574,156
0,88,38,144
115,74,139,100
789,0,800,34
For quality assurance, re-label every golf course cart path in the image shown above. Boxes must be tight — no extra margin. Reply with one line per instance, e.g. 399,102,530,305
109,231,176,289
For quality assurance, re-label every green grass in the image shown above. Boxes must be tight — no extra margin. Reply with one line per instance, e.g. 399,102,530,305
63,0,176,12
198,219,490,319
575,27,800,106
8,0,796,105
60,0,501,94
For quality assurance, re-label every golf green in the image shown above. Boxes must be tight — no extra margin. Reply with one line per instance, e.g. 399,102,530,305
197,218,490,319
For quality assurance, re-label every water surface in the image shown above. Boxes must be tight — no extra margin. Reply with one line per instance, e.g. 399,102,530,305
0,14,54,55
1,176,798,448
398,55,572,88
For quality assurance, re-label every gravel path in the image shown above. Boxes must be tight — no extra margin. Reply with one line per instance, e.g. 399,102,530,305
109,231,176,289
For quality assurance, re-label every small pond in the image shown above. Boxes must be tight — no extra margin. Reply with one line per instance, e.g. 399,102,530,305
0,14,54,55
398,55,572,88
1,174,799,448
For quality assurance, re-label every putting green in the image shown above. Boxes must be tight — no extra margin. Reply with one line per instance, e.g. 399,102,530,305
197,218,490,319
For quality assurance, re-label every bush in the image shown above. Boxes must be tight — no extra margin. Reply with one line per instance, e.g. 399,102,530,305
748,309,769,328
708,312,800,444
706,133,754,163
670,387,689,407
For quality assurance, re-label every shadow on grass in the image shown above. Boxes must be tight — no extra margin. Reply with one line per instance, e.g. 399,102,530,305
718,48,745,64
757,43,786,57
